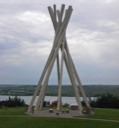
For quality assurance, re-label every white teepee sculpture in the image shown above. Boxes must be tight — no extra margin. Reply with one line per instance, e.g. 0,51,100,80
27,4,92,115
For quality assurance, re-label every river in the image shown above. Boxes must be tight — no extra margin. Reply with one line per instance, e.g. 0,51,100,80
0,95,97,105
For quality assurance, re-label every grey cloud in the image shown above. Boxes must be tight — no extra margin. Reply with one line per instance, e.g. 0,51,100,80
0,0,118,84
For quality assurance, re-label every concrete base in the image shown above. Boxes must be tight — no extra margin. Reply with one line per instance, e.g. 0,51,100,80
26,110,92,118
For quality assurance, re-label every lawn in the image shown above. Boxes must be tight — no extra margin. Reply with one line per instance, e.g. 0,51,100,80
0,107,25,115
0,116,119,128
80,108,119,120
0,107,119,128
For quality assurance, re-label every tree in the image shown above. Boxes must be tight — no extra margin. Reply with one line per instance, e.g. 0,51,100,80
0,96,25,107
91,93,119,108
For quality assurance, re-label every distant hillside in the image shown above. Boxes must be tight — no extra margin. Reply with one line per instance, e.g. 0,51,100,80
0,84,119,97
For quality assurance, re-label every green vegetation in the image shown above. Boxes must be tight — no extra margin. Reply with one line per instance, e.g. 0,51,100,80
46,85,119,97
0,96,25,108
0,84,119,96
81,108,119,120
0,107,26,115
0,107,119,128
0,116,119,128
90,93,119,108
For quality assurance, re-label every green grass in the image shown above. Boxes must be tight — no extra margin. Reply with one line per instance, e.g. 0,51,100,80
80,108,119,120
0,107,119,128
0,116,119,128
0,107,26,115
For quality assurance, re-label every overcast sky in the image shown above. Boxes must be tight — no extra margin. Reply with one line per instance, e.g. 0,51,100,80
0,0,119,85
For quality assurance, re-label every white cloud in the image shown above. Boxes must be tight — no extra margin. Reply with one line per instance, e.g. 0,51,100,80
18,11,50,24
67,25,119,69
104,0,116,4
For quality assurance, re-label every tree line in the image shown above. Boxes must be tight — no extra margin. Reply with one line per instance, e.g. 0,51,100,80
90,93,119,108
0,96,25,108
0,93,119,109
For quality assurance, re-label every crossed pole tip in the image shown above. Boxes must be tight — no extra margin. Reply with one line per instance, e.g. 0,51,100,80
48,4,73,11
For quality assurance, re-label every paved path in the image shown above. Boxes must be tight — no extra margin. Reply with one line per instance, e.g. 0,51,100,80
76,117,119,123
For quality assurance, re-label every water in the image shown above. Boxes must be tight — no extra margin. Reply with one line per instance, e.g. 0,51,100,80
0,95,97,105
0,95,77,105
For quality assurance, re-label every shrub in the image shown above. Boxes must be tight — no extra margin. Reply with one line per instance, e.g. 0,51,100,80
0,96,26,108
63,103,70,108
91,93,119,108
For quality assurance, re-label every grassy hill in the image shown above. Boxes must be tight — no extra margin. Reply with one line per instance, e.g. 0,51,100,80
0,84,119,97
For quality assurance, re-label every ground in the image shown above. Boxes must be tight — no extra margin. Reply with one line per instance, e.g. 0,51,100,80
0,107,119,128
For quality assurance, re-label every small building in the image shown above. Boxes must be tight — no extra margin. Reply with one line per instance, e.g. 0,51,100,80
70,104,78,110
